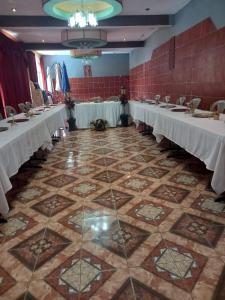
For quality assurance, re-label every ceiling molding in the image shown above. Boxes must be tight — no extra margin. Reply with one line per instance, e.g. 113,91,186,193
0,15,171,27
23,41,144,50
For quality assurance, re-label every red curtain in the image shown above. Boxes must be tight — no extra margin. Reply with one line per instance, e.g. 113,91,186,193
27,51,38,83
40,56,47,91
0,32,31,116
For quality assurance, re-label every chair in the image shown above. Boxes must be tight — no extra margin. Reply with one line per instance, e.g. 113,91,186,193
210,100,225,113
18,103,27,113
154,95,161,101
190,97,201,109
25,101,34,109
164,95,171,103
5,106,17,117
29,80,44,107
176,96,186,106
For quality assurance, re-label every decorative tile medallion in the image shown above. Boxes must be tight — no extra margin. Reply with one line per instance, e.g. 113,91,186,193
57,150,79,158
92,189,134,209
9,229,71,271
111,277,170,300
32,169,55,180
0,213,38,243
141,239,207,292
111,151,129,159
44,174,77,188
151,184,190,203
93,140,108,146
59,206,94,234
93,220,150,257
15,186,48,203
127,200,172,226
191,194,225,217
145,149,161,156
16,292,37,300
92,157,118,167
31,195,74,217
114,162,141,172
124,146,145,152
138,166,169,179
67,181,102,197
74,165,99,176
170,213,224,248
93,170,124,183
120,177,152,192
52,160,77,170
92,148,114,155
45,249,115,300
169,173,200,187
157,159,179,168
212,265,225,300
131,154,155,163
0,266,16,296
78,154,99,162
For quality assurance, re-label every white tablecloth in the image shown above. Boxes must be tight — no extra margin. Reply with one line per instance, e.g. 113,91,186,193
129,100,225,194
0,105,66,216
74,101,122,129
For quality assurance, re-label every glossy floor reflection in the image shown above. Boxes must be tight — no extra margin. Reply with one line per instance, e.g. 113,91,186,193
1,126,225,300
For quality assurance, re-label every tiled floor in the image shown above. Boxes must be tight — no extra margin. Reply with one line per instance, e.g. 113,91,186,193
1,127,225,300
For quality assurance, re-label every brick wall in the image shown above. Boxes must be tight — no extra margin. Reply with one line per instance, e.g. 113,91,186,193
130,18,225,109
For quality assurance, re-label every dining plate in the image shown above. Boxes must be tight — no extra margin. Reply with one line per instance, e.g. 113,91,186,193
171,108,189,112
7,118,29,123
0,127,8,132
192,112,214,118
160,104,176,108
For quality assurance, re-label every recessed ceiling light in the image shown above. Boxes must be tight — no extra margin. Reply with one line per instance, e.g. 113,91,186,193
145,8,150,11
42,39,45,43
12,8,17,13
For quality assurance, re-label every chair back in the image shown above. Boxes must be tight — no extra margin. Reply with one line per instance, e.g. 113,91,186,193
210,100,225,113
176,96,186,105
164,95,171,102
25,101,33,109
18,103,27,113
191,97,201,109
5,106,17,117
154,95,161,101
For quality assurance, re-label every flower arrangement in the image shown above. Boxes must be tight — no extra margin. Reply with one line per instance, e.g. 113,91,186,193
90,119,108,131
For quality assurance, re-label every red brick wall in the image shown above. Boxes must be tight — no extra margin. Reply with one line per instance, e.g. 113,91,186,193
130,18,225,110
70,75,129,100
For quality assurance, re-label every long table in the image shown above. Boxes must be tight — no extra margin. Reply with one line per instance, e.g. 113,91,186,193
74,101,122,129
129,100,225,194
0,105,66,216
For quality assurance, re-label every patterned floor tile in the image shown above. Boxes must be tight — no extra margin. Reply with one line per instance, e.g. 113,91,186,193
14,186,49,203
45,249,115,300
131,154,155,163
56,150,79,158
92,148,114,155
0,212,38,243
169,173,200,187
120,177,152,192
52,160,77,170
92,157,118,167
124,145,146,152
0,266,16,296
127,200,172,226
31,194,74,217
9,229,71,271
92,140,109,146
31,169,55,180
16,292,37,300
93,170,124,183
138,166,169,179
191,194,225,217
93,220,150,258
111,277,170,300
141,239,207,292
92,189,134,209
111,151,130,159
77,153,99,162
170,213,224,248
212,265,225,300
74,165,100,176
114,161,141,172
59,206,94,234
151,184,190,203
67,181,102,197
44,174,77,188
157,158,179,168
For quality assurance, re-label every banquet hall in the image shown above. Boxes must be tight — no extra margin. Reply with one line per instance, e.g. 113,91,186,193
0,0,225,299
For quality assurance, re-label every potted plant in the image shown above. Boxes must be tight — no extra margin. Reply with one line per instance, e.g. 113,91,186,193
64,95,76,131
120,93,129,127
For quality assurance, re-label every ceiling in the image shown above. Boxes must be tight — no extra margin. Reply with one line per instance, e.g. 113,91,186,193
0,0,191,52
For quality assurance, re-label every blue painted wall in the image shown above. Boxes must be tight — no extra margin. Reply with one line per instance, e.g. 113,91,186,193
43,53,129,78
130,0,225,69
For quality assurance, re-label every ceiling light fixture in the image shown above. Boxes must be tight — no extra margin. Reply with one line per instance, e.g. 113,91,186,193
70,49,102,59
61,29,107,48
12,8,17,13
42,0,122,28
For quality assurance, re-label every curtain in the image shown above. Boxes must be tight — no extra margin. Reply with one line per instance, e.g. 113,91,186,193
40,56,47,91
0,32,31,115
27,51,38,83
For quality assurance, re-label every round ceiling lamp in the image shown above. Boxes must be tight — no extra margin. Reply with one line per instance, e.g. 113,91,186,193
70,49,102,58
61,29,107,48
42,0,122,28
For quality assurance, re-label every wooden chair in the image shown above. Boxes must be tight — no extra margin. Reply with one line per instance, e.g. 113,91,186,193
18,103,27,113
210,100,225,113
176,96,186,106
29,81,44,107
5,106,17,117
